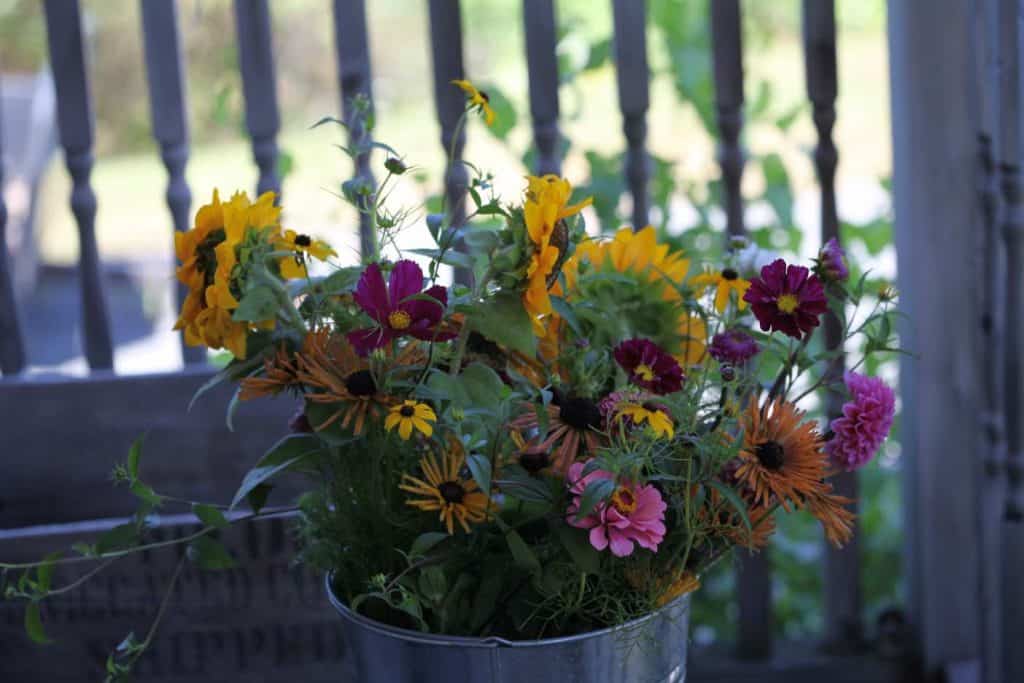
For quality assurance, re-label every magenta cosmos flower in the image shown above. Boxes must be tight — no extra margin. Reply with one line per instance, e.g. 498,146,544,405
825,371,895,471
742,259,828,340
348,260,456,355
613,338,684,395
817,237,849,282
708,328,760,365
565,460,667,557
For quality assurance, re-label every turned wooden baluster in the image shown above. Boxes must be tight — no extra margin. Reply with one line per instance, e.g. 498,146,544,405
43,0,114,371
234,0,282,199
612,0,650,229
710,0,746,238
333,0,377,259
523,0,562,176
0,89,27,376
803,0,862,653
140,0,204,365
427,0,470,284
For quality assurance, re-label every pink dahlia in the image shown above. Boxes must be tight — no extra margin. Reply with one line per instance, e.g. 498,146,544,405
613,338,684,395
565,460,667,557
825,371,895,471
743,259,828,340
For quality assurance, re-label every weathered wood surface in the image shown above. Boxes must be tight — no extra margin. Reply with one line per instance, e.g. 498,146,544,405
709,0,746,238
0,91,27,376
522,0,562,176
42,0,114,371
689,643,909,683
332,0,376,259
611,0,650,229
802,0,861,652
888,0,983,677
139,0,204,366
0,514,343,682
234,0,282,199
0,368,295,529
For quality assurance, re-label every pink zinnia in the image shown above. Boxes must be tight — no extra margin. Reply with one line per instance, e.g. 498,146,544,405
826,371,895,471
565,460,667,557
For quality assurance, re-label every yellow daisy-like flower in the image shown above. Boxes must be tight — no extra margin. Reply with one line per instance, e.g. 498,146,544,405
451,79,496,127
615,401,675,439
523,174,592,248
523,243,560,333
557,226,706,364
277,229,337,280
385,400,437,440
691,267,751,313
399,438,491,534
173,189,279,359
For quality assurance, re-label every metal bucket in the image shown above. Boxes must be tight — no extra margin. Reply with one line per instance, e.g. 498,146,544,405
326,575,689,682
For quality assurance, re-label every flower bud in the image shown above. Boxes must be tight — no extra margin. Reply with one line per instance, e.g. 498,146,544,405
384,157,408,175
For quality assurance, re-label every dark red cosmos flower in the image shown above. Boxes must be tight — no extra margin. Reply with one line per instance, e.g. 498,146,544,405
613,338,684,395
742,259,828,340
347,260,456,355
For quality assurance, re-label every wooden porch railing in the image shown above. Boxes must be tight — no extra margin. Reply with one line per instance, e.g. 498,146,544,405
0,2,912,681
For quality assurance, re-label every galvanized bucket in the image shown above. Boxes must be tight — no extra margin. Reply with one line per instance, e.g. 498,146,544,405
326,575,689,682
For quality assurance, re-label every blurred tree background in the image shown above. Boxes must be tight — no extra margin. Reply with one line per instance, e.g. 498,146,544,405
0,0,899,645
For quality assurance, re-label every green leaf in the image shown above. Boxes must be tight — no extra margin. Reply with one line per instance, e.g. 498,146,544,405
95,523,140,556
548,296,582,337
575,479,616,521
129,480,163,507
418,566,447,604
231,434,322,509
36,552,61,594
708,480,752,532
459,363,507,411
505,528,541,574
409,532,449,559
553,521,600,574
496,466,555,503
192,504,229,530
315,267,362,295
232,286,279,322
188,535,237,570
25,603,49,644
246,484,274,515
468,292,536,356
277,148,295,181
127,434,145,480
465,454,493,496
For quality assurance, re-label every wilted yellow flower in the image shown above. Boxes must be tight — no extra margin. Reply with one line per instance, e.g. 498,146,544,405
452,79,496,126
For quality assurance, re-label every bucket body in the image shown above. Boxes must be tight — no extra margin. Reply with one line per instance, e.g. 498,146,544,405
327,576,689,683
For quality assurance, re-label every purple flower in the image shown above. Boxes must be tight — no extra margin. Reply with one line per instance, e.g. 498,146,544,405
825,371,895,471
743,259,828,340
708,329,760,366
347,260,456,355
613,338,684,395
817,237,849,282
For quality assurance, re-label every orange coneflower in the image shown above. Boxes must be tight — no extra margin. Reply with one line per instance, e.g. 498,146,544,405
734,397,827,511
293,328,415,435
400,437,491,534
806,485,856,548
509,395,605,474
239,344,303,401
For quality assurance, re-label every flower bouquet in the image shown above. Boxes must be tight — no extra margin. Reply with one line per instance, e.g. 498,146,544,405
3,86,899,682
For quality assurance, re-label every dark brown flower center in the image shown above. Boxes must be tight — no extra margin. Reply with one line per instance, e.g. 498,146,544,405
559,397,602,431
479,90,490,103
721,268,739,280
400,405,415,417
519,448,550,474
755,440,785,471
438,481,466,504
345,369,376,397
294,234,312,247
642,401,662,413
